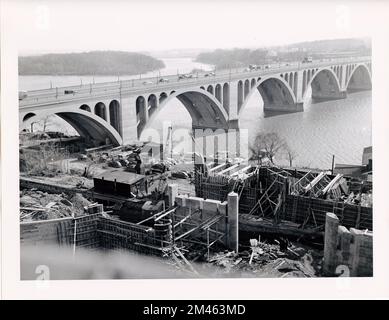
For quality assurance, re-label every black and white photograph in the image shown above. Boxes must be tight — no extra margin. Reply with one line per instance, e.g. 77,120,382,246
1,0,389,301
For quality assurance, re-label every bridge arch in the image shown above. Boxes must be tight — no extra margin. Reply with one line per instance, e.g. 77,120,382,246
215,84,222,103
207,85,214,95
303,67,342,100
139,88,229,138
21,108,122,146
159,92,168,104
109,100,121,134
238,75,297,115
346,63,372,92
80,104,91,112
22,112,36,122
237,80,243,111
223,83,230,112
136,96,147,136
244,79,250,98
95,102,107,120
147,94,158,118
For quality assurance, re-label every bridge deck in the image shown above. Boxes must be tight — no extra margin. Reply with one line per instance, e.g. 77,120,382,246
19,56,370,109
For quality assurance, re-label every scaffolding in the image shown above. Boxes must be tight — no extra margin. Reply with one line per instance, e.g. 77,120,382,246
194,165,373,235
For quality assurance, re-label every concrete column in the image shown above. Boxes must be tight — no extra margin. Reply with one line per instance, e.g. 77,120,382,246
323,212,340,276
143,100,149,122
336,226,352,268
105,100,111,126
340,64,347,90
167,184,178,207
120,95,139,145
295,69,305,103
349,228,373,277
227,79,239,120
227,192,239,253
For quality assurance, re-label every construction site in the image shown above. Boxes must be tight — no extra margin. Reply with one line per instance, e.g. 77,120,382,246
19,132,373,279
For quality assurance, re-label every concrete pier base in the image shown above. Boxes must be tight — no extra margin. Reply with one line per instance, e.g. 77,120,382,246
312,90,347,101
264,102,304,113
323,212,340,276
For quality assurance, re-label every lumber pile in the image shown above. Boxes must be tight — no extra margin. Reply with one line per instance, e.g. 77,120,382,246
20,189,94,221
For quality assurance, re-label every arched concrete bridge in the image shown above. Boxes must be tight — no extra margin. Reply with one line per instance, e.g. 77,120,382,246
20,56,371,147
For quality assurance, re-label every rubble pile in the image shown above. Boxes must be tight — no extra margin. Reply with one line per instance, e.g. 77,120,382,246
20,190,92,222
343,191,372,207
208,239,321,278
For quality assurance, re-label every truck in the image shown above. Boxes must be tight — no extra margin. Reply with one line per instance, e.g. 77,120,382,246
302,57,313,63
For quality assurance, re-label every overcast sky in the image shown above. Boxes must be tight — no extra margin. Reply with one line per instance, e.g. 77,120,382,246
7,0,374,56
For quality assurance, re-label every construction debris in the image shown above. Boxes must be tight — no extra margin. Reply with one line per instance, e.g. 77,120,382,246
20,190,93,221
208,238,321,277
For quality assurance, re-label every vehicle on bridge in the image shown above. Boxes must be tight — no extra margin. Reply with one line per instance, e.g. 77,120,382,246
142,81,153,85
64,89,76,94
302,57,313,63
204,72,215,77
248,64,261,71
158,78,169,83
178,73,196,80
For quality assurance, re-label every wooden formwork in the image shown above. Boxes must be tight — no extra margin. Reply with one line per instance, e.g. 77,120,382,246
194,165,373,232
97,217,169,256
64,214,101,249
195,172,233,201
282,195,372,231
21,213,172,256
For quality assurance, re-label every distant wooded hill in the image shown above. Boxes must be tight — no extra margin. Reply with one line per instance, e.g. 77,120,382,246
18,51,165,75
196,38,371,70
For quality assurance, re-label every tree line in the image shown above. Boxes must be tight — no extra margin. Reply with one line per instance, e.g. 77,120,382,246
19,51,165,76
196,38,371,70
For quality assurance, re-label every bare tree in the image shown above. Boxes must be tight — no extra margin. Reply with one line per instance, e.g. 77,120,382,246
249,144,265,164
40,115,54,132
250,132,286,165
283,143,297,167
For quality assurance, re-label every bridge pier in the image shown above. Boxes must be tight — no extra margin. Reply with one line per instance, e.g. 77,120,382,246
263,102,304,113
311,90,347,102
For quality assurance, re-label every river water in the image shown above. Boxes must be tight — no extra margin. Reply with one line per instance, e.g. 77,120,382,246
19,57,371,170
